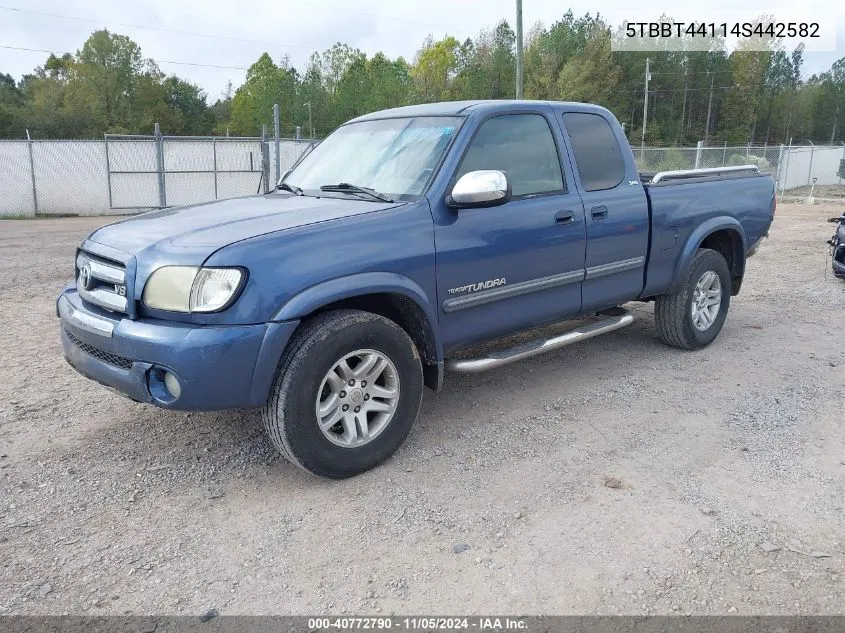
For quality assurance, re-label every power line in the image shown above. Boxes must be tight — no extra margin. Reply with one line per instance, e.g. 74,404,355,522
0,3,447,42
0,45,251,71
613,83,797,94
0,6,313,50
283,0,446,27
647,70,735,76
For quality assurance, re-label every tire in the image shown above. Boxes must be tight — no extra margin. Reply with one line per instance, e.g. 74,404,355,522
655,248,731,350
262,309,423,479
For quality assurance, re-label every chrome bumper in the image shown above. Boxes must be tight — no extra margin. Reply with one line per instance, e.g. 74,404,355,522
58,294,114,337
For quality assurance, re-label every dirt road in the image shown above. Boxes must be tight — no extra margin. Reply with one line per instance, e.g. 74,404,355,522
1,203,843,615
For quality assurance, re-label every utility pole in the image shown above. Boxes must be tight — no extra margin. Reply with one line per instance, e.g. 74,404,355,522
704,71,715,143
678,70,688,144
303,101,313,139
515,0,523,99
640,57,650,150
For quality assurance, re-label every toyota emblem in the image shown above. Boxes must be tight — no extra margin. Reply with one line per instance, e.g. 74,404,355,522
79,264,93,290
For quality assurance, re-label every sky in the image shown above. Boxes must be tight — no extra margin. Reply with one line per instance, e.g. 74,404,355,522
1,0,843,103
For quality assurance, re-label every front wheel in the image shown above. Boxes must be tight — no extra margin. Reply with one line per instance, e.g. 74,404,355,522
655,248,731,350
262,309,423,479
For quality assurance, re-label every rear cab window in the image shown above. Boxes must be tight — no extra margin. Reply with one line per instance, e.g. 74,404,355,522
562,112,625,192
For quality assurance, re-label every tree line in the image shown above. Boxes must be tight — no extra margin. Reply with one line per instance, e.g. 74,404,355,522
1,14,843,146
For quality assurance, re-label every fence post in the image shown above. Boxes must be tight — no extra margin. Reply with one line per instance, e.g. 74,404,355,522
295,126,301,140
694,140,703,169
746,143,751,159
25,129,38,215
273,104,281,185
840,144,845,186
261,125,270,195
212,137,218,200
722,142,727,166
777,144,785,200
104,134,114,209
807,143,815,187
154,122,167,208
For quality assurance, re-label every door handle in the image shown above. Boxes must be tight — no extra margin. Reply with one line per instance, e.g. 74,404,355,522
591,205,608,219
555,210,575,225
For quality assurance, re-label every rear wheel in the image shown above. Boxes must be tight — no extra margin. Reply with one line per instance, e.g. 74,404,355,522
262,309,423,479
655,248,731,350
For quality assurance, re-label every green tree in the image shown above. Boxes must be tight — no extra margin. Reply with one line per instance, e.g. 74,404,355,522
808,57,845,142
557,24,619,106
229,53,298,135
364,53,412,112
412,35,460,102
210,80,234,135
524,12,600,99
163,77,213,135
0,72,24,137
69,30,154,132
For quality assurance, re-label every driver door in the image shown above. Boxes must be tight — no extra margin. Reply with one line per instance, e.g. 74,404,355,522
432,110,587,352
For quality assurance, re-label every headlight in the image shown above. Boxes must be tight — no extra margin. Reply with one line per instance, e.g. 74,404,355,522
142,266,245,313
142,266,197,312
189,268,245,312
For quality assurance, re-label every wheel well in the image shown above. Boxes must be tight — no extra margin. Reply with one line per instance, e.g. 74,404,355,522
310,293,440,390
700,229,744,294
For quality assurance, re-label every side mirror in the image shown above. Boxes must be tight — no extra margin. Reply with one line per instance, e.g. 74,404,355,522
447,170,511,209
828,217,844,223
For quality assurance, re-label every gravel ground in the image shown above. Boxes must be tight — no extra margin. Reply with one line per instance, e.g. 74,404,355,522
0,203,844,616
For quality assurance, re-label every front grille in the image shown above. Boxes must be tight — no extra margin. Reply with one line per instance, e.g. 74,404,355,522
64,328,133,370
76,251,129,314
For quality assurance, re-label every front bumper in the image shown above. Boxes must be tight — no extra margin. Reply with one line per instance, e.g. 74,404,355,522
58,289,299,410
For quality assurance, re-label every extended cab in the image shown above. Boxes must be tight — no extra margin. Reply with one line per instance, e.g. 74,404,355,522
58,100,775,478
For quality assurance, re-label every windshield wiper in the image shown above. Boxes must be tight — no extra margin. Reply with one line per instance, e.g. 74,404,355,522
277,182,303,195
319,183,393,203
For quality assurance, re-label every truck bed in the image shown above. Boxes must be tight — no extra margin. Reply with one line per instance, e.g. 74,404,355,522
641,171,775,298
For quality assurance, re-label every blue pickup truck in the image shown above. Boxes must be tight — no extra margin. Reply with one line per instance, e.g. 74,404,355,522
58,100,775,478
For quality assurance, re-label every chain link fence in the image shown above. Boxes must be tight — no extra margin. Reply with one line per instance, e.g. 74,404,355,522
102,134,311,210
2,135,843,217
635,143,845,202
635,144,784,172
0,141,34,217
0,133,318,217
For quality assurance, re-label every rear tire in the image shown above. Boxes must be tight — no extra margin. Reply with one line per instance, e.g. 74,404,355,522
655,248,731,350
262,309,423,479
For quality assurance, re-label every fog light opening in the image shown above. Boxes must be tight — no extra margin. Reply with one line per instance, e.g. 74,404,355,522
163,371,181,399
148,367,181,405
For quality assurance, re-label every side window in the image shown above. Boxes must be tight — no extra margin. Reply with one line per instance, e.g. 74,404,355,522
562,112,625,192
455,114,564,197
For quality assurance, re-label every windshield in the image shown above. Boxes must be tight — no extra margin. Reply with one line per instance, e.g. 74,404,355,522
283,116,461,200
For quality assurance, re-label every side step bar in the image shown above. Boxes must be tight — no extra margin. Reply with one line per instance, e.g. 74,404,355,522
445,307,634,373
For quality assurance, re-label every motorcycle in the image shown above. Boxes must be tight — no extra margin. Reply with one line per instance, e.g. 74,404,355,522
828,213,845,279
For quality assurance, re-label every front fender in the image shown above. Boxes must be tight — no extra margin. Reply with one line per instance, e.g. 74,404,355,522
271,271,443,362
669,217,746,295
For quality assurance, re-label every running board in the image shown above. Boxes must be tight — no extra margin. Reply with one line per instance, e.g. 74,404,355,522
445,308,634,373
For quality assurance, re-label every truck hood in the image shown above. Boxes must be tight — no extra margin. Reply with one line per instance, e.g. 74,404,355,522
88,193,399,260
